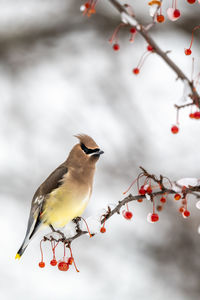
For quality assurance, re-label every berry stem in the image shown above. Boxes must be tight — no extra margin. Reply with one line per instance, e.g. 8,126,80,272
81,217,92,237
191,58,194,81
174,0,177,9
188,25,200,52
136,51,152,70
153,197,155,214
40,239,44,263
126,203,129,211
51,240,56,259
68,244,80,272
123,177,138,194
136,173,145,193
109,23,126,44
176,108,180,125
63,242,66,257
194,72,200,89
92,0,98,8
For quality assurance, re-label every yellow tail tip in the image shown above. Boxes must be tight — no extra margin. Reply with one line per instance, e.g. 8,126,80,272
15,253,21,260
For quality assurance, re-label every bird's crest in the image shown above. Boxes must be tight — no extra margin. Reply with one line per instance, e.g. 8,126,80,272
74,134,99,149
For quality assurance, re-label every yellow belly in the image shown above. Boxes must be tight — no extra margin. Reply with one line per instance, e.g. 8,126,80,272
42,186,91,227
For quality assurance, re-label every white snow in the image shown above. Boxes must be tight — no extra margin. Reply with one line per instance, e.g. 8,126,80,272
176,178,199,187
196,200,200,210
120,12,138,26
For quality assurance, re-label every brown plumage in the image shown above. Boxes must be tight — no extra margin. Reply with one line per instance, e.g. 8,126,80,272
16,134,103,259
75,134,99,149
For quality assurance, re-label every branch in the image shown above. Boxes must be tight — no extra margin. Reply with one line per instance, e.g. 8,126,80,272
44,167,200,246
107,0,200,106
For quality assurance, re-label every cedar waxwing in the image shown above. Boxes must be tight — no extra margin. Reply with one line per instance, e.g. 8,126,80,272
15,134,103,259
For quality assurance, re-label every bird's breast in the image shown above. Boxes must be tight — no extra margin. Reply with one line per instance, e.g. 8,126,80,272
42,183,91,227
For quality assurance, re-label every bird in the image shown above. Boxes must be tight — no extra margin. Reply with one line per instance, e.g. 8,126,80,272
15,134,104,259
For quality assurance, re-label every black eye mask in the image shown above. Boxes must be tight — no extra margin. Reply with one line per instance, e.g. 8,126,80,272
81,143,100,155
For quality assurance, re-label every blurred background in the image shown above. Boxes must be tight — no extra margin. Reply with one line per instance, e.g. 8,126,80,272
1,0,200,299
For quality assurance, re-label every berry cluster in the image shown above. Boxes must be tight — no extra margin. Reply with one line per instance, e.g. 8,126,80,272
122,169,194,225
189,111,200,119
148,0,181,23
157,195,167,212
171,103,200,135
108,22,155,75
124,174,161,223
132,45,154,75
109,23,137,52
38,240,79,272
174,192,191,217
80,0,98,17
139,184,152,195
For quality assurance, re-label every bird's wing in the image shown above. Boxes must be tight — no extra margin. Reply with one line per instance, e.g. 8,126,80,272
23,164,68,244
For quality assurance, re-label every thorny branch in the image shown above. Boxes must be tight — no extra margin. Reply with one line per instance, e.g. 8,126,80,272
107,0,200,108
44,167,200,246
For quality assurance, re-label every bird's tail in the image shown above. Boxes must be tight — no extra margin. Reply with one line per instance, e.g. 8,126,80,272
15,243,28,260
15,215,42,260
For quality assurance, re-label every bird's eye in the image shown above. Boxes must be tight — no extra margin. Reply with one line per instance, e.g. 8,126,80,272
81,143,99,155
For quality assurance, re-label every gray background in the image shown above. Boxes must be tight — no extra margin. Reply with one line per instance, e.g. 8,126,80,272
1,1,200,299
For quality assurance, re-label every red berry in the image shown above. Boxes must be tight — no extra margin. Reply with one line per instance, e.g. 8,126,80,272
157,14,165,23
137,198,143,202
194,111,200,119
179,206,185,213
189,113,195,118
139,185,146,195
173,9,181,18
123,211,133,220
50,259,57,266
113,43,120,51
160,196,166,203
100,226,106,233
174,193,181,200
146,186,152,194
157,205,163,212
171,125,179,134
85,2,90,9
183,210,190,217
147,45,153,52
185,48,192,55
68,257,74,265
130,27,136,34
39,261,45,268
151,213,159,222
187,0,196,3
58,261,69,271
133,68,140,75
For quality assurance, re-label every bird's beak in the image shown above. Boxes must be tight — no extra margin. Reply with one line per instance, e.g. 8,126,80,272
97,150,104,155
91,149,104,156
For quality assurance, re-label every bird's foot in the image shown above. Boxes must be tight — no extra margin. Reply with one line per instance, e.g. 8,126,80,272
49,225,66,240
72,217,82,233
